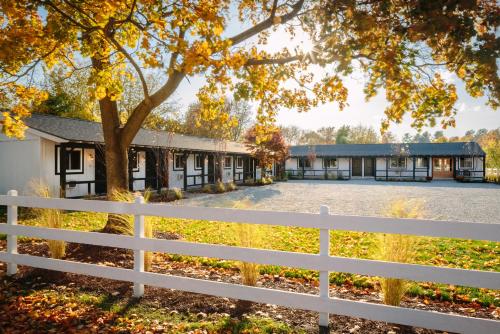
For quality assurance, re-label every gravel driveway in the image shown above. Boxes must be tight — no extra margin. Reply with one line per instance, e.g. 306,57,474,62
176,180,500,224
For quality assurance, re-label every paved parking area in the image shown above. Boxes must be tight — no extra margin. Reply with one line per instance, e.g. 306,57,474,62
176,180,500,224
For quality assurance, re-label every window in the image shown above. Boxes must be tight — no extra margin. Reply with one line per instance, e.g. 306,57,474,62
323,158,337,169
390,157,406,169
236,157,243,168
459,157,473,169
56,147,83,174
224,156,232,169
298,158,312,168
174,154,184,170
194,154,203,169
415,157,428,168
130,151,139,172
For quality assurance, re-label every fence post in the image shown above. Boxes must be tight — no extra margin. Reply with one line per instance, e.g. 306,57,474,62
319,205,330,333
133,195,145,298
6,190,18,276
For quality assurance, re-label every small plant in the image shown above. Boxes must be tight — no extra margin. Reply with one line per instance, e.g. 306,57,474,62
170,187,183,200
244,177,255,185
30,180,66,259
215,180,226,193
226,181,237,191
378,200,420,306
233,200,260,312
202,184,213,193
108,189,154,271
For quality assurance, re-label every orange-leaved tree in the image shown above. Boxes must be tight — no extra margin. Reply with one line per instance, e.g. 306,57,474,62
245,125,289,170
0,1,498,232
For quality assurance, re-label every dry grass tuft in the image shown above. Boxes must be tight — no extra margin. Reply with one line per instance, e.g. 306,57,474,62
233,200,260,286
215,180,226,193
108,189,154,271
378,199,421,306
226,181,237,191
30,180,66,259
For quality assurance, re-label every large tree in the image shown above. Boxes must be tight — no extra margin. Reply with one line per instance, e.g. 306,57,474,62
1,1,498,231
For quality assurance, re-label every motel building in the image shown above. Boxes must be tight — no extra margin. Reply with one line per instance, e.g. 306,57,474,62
283,143,486,182
0,114,487,198
0,113,259,198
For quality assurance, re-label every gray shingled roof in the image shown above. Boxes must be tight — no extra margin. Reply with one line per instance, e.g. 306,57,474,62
290,142,485,157
25,113,249,154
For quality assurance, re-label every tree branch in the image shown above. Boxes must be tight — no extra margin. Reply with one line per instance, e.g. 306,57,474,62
229,0,305,46
246,55,302,66
106,35,150,99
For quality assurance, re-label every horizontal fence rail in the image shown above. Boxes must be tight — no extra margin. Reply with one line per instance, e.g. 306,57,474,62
0,193,499,334
1,195,499,242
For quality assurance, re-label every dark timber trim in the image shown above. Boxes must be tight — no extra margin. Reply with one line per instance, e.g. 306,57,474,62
183,152,188,190
412,156,416,180
201,153,206,188
59,143,68,197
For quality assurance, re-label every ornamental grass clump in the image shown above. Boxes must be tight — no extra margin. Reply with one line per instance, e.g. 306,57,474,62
215,180,226,193
378,200,420,306
30,181,66,259
108,189,154,271
202,184,213,193
226,181,237,191
233,200,260,286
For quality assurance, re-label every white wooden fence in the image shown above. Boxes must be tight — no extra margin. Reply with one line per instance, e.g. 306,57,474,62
0,190,499,333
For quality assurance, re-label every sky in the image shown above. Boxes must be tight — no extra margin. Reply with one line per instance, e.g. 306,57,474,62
168,9,499,141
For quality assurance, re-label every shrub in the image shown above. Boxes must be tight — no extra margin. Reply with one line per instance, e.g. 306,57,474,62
202,184,213,193
226,181,237,191
169,187,183,200
30,181,66,259
215,180,226,193
378,200,419,306
244,177,255,185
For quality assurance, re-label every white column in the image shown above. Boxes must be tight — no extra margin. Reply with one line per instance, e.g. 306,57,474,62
7,189,18,276
319,205,330,330
133,195,145,297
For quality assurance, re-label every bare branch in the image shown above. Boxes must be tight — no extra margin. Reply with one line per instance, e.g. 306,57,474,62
246,55,302,66
229,0,305,46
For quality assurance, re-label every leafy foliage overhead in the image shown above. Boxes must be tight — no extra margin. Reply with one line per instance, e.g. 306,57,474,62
0,0,498,141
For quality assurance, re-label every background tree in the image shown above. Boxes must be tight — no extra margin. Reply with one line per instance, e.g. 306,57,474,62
244,126,289,170
35,67,98,121
335,125,350,144
316,126,336,144
182,99,248,140
381,131,398,144
1,1,498,232
279,125,303,145
347,125,379,144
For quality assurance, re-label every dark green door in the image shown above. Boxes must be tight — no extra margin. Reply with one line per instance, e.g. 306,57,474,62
352,158,362,176
364,158,375,177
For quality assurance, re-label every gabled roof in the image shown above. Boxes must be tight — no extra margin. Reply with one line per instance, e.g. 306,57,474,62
24,113,249,154
290,142,485,157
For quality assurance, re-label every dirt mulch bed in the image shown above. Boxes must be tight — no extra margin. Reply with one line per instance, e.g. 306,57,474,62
0,238,498,333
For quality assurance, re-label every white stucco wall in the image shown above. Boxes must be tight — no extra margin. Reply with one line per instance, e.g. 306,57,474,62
0,132,41,195
50,141,96,197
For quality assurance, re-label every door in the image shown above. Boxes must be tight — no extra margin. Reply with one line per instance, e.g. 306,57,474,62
433,157,453,179
145,150,157,189
95,146,106,194
207,155,215,183
364,158,374,177
352,158,362,177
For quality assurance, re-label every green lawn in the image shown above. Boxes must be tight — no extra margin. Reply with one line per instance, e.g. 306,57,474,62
11,210,500,306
